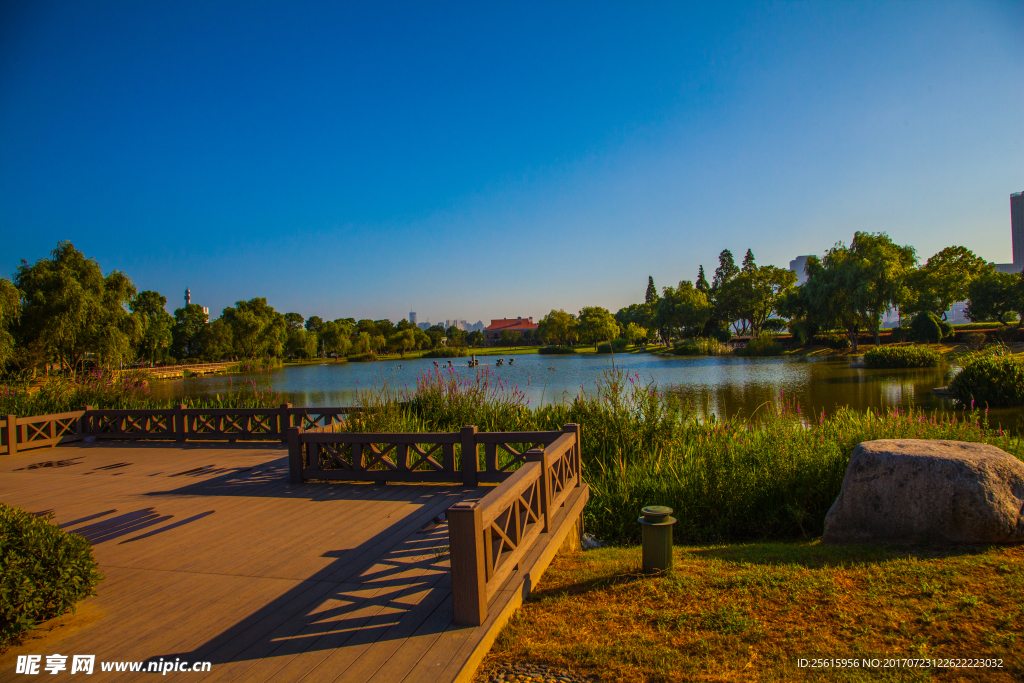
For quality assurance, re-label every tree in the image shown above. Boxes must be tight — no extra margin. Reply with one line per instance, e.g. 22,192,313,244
696,266,709,294
319,320,352,357
445,326,467,347
906,246,992,319
304,316,324,334
722,265,797,336
374,319,396,338
131,290,174,365
284,312,305,332
221,298,287,358
286,328,316,358
656,282,711,342
741,249,756,274
15,241,141,374
645,276,658,305
386,329,416,356
624,322,648,345
802,248,871,353
576,307,619,345
199,318,233,361
537,309,577,346
467,330,485,347
0,278,21,368
846,232,917,346
172,304,209,359
712,249,739,290
966,271,1021,326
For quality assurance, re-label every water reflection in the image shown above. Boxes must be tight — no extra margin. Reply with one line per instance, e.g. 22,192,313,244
145,353,1024,431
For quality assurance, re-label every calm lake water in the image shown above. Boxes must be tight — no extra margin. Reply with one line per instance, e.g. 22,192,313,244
145,352,1023,428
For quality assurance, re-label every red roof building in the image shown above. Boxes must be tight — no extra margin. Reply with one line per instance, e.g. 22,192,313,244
483,317,538,346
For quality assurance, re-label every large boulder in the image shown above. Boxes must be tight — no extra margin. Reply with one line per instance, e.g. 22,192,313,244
823,439,1024,544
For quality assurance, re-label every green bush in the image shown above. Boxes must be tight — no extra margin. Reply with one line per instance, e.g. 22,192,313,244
910,312,942,344
595,342,612,353
423,346,468,358
863,344,942,369
735,333,783,357
963,332,987,351
538,346,575,355
813,333,850,350
1,505,103,648
672,337,730,356
949,353,1024,407
346,351,378,362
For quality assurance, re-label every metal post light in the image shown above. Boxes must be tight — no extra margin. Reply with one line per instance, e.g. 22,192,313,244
639,505,676,572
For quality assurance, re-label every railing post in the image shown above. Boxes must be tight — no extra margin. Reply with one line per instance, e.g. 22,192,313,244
564,423,581,487
175,404,186,442
288,426,304,485
448,500,487,626
5,415,15,455
279,403,292,442
460,425,478,487
79,406,93,440
525,448,551,533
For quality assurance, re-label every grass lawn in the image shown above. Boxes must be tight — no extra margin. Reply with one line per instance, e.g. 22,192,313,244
478,541,1024,682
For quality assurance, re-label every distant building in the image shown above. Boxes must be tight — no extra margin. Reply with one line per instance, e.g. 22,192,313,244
789,255,814,285
184,287,209,317
992,191,1024,274
409,312,417,324
469,320,485,332
484,317,538,346
417,322,431,331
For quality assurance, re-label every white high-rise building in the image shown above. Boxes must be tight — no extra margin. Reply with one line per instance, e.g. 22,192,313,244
789,255,813,285
409,312,417,324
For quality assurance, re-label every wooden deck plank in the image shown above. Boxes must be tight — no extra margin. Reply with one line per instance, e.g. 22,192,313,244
0,442,587,683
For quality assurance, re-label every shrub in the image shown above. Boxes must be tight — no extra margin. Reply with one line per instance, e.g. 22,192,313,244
964,332,987,351
611,338,628,352
1,505,103,648
346,351,379,362
813,333,850,350
910,312,942,344
863,344,942,369
423,346,468,358
735,333,783,357
672,338,730,356
949,353,1024,407
596,342,612,354
538,346,575,355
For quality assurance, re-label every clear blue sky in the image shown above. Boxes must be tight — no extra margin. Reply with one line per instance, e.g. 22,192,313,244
1,1,1021,324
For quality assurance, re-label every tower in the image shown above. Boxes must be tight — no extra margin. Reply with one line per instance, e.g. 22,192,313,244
1012,192,1024,267
409,312,417,324
185,287,191,306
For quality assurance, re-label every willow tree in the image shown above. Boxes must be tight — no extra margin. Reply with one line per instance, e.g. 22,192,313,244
15,241,140,375
846,232,917,346
0,278,21,368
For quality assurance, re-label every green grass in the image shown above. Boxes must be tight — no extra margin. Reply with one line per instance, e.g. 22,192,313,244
479,541,1024,682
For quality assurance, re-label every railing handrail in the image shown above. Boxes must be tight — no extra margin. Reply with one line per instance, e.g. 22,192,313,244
447,423,583,626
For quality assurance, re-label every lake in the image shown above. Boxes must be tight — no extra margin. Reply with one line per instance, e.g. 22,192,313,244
143,352,1023,428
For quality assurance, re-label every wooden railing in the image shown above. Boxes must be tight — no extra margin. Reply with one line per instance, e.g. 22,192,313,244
2,405,364,454
447,424,582,625
2,410,89,454
288,424,577,486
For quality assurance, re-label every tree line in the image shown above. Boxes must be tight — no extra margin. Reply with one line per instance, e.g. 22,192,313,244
536,233,1023,353
0,242,491,377
2,235,1021,376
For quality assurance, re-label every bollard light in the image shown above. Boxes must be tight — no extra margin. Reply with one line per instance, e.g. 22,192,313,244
639,505,676,572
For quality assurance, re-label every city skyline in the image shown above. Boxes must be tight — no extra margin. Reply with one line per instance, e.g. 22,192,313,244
1,1,1021,322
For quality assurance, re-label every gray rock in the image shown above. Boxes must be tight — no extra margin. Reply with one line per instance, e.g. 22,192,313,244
823,439,1024,544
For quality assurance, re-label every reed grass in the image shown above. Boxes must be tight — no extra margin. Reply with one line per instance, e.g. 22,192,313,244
355,367,1024,545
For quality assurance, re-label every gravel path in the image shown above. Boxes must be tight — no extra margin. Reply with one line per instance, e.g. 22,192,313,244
478,662,598,682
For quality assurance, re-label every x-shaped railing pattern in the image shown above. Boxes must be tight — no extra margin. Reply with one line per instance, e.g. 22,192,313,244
484,477,542,580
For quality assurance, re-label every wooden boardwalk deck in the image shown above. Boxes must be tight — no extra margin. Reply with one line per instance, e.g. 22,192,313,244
0,442,586,682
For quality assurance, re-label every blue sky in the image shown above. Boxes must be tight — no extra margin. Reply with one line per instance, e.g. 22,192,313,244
1,1,1021,324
